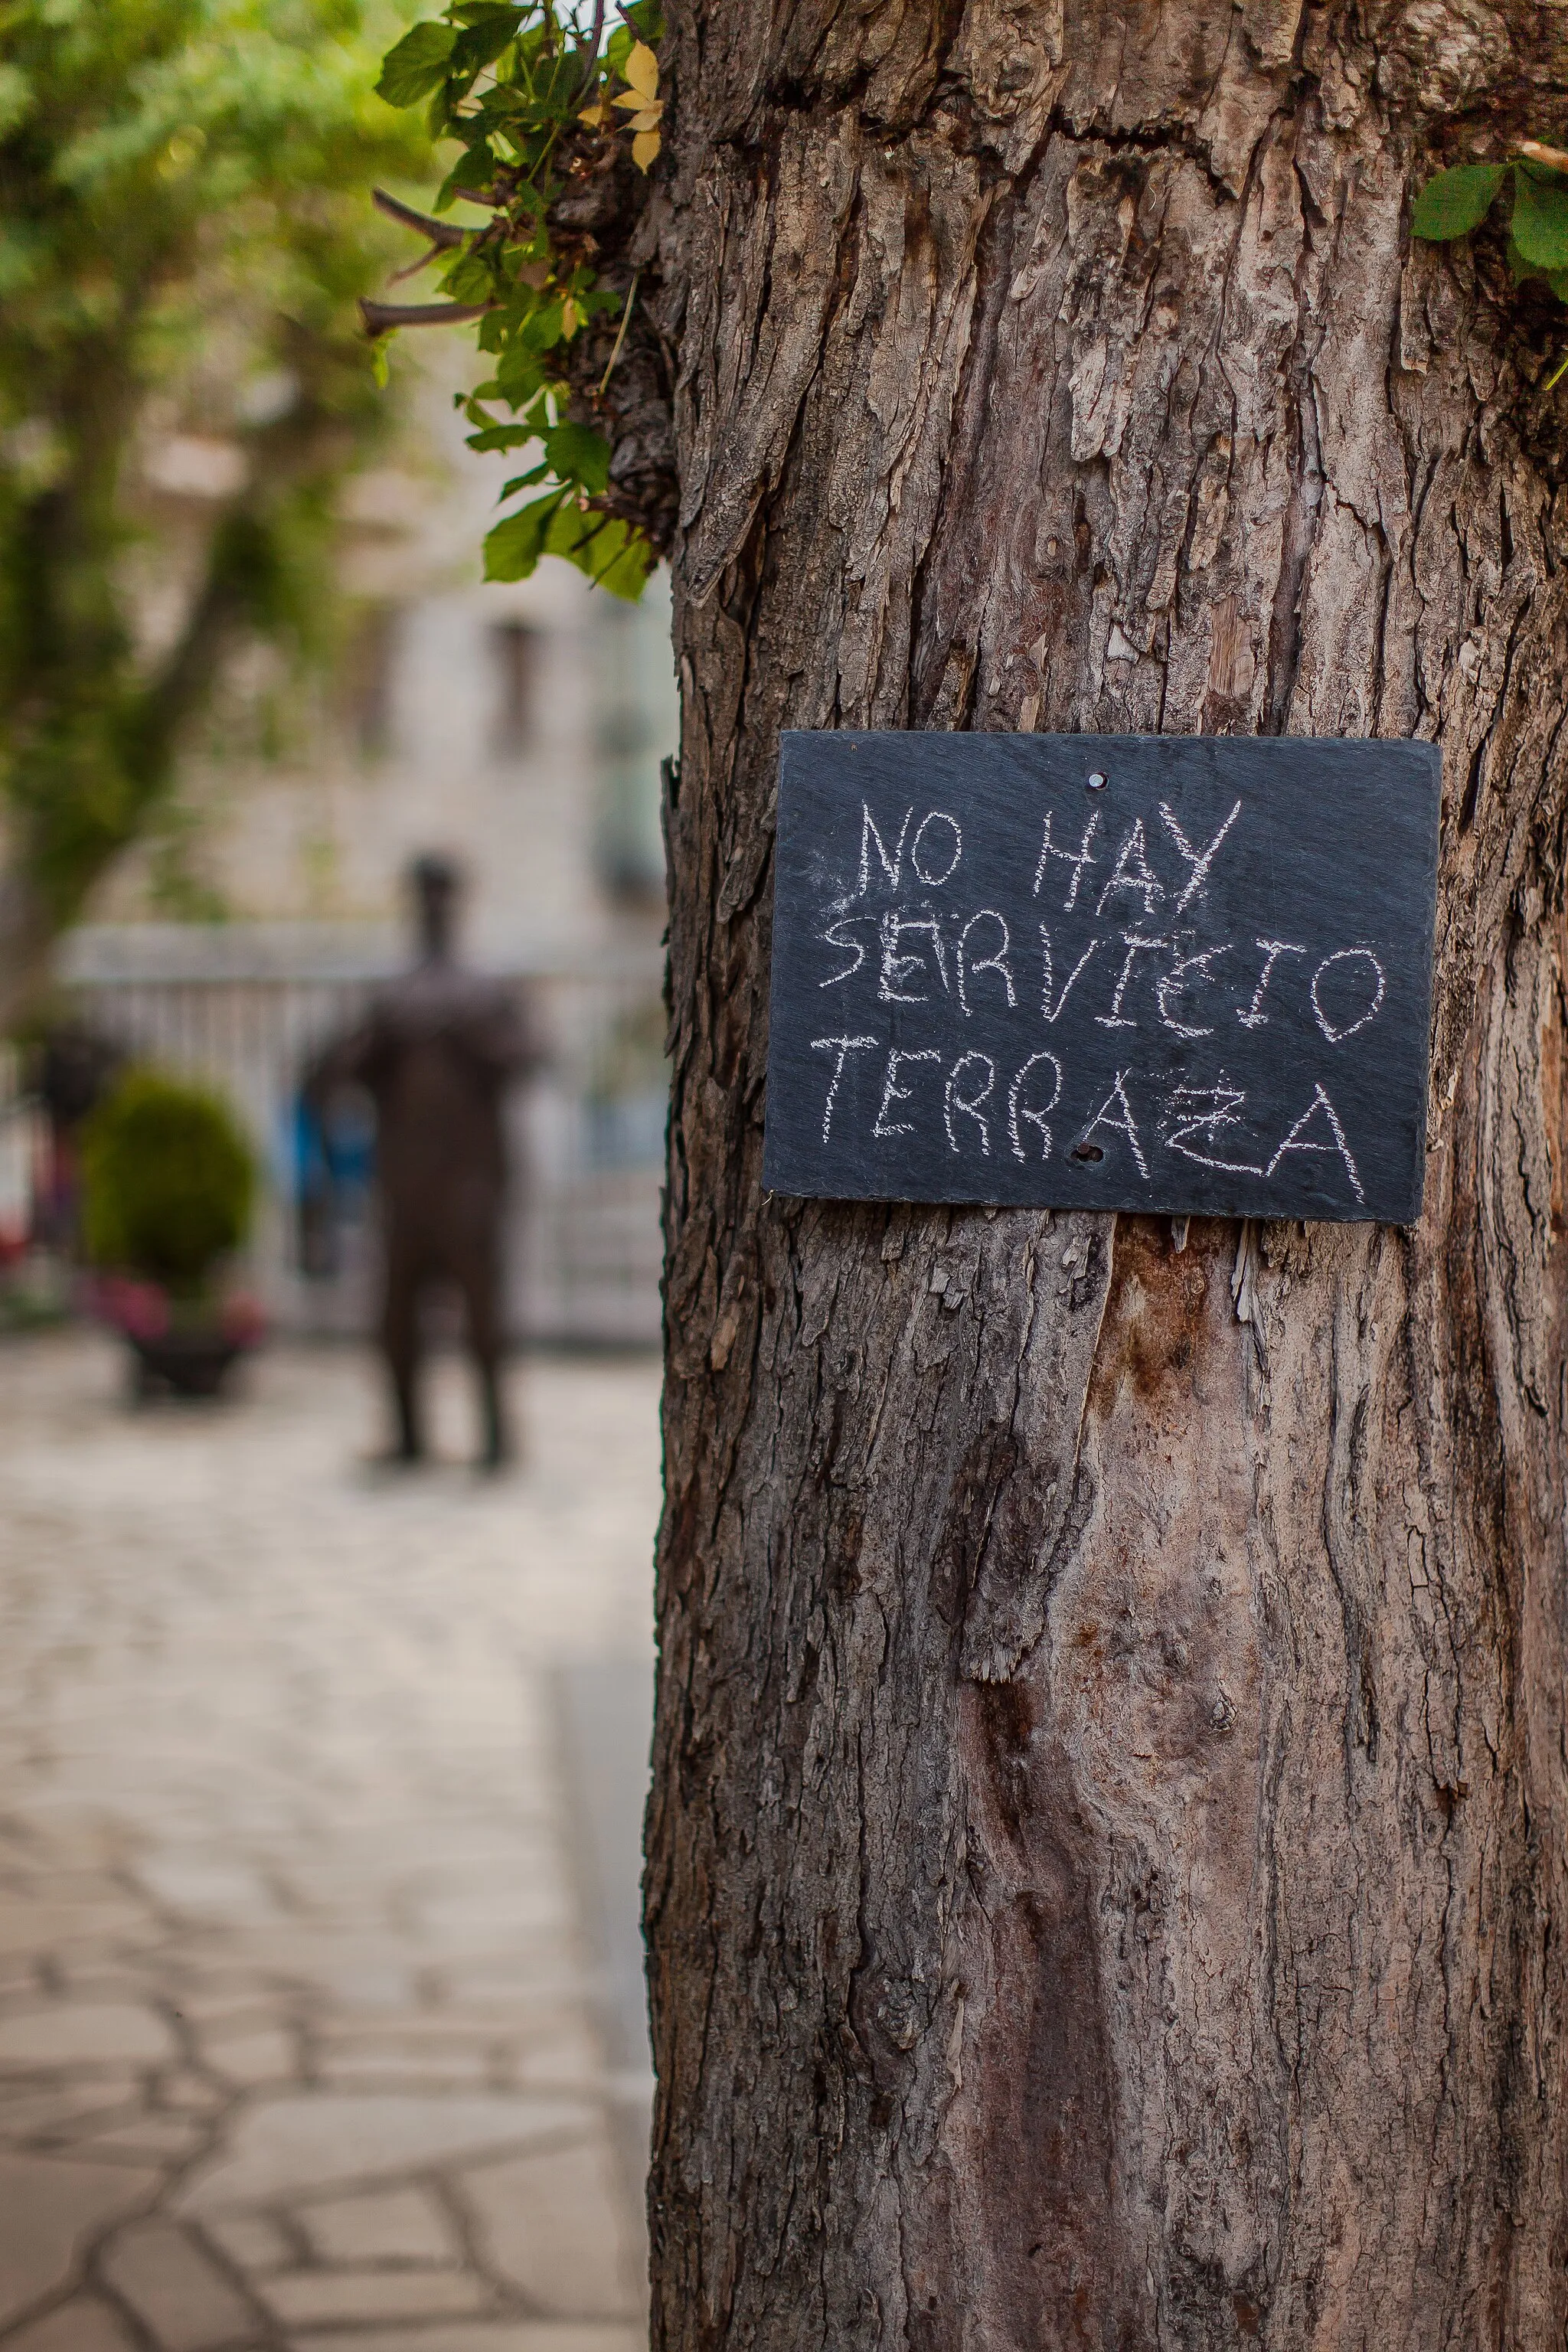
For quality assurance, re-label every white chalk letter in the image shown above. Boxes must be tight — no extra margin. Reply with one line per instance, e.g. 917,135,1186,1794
910,810,963,887
1311,949,1386,1044
1159,798,1242,915
812,1035,878,1143
1156,940,1231,1039
1008,1052,1063,1161
818,914,871,988
858,803,913,897
874,1048,941,1138
958,910,1016,1017
1236,938,1306,1030
1040,927,1102,1022
1076,1071,1150,1179
1096,931,1168,1029
1033,807,1102,909
878,911,948,1003
1266,1082,1366,1204
1095,818,1165,918
945,1052,996,1155
1162,1075,1263,1174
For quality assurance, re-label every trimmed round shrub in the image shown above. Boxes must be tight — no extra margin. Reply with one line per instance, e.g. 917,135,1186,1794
80,1070,256,1297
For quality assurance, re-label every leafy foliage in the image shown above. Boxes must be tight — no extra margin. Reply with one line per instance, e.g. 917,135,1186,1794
0,0,426,978
1413,147,1568,312
1410,164,1509,242
81,1068,256,1294
368,0,662,599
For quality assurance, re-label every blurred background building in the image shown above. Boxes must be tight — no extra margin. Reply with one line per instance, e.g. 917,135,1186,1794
12,352,677,1345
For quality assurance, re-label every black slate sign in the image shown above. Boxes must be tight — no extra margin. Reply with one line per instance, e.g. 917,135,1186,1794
763,732,1441,1224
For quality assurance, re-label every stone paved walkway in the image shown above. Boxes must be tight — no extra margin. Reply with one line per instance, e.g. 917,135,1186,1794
0,1332,662,2352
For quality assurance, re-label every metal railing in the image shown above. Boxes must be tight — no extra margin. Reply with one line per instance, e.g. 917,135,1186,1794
54,924,667,1347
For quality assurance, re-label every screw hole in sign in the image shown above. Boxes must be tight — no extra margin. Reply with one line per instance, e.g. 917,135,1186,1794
1086,771,1108,792
1071,1141,1104,1163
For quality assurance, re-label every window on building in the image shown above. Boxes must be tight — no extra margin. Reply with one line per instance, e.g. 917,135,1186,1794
340,603,400,760
491,620,539,760
593,579,677,908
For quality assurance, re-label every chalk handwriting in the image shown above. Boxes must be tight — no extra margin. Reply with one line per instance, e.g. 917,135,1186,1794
878,910,948,1003
812,1034,877,1142
1156,940,1231,1038
818,914,870,988
1034,808,1101,909
858,802,912,896
946,1052,996,1155
782,746,1426,1223
1008,1052,1063,1161
1040,927,1103,1022
1159,799,1242,914
1079,1071,1149,1178
1096,931,1168,1029
1096,818,1165,918
1236,938,1306,1029
1311,949,1386,1044
910,810,963,887
874,1047,941,1138
1163,1075,1263,1173
1266,1081,1365,1203
811,1047,1380,1208
958,910,1016,1017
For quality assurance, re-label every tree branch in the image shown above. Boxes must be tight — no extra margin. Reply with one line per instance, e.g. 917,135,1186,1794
358,296,492,335
575,0,607,100
371,187,469,247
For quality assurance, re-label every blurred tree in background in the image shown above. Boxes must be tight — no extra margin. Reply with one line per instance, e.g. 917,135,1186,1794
0,0,425,1026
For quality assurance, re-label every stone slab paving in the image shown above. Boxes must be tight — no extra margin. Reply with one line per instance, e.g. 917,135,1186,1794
0,1333,661,2352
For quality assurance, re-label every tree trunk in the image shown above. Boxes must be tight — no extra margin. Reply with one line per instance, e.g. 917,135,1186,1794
645,6,1568,2344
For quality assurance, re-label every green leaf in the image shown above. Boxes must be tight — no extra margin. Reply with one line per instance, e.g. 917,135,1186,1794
495,339,548,399
1410,162,1507,241
434,151,497,212
1511,163,1568,270
484,492,566,581
439,248,495,305
466,420,534,450
544,421,611,494
521,299,565,351
540,505,654,599
500,463,552,495
509,45,583,124
485,492,652,599
452,9,524,77
452,139,501,192
587,523,656,601
1549,267,1568,303
375,21,458,109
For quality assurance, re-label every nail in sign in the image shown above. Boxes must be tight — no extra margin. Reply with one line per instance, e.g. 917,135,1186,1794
763,732,1440,1223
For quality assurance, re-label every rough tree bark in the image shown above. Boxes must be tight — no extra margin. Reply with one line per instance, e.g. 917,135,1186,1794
642,5,1568,2344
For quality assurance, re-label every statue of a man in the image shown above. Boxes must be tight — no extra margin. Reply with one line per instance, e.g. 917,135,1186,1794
307,854,539,1468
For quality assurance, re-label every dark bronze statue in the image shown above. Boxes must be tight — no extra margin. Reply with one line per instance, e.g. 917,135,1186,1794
307,855,539,1468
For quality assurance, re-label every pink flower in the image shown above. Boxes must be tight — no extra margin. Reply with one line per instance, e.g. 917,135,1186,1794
219,1292,267,1346
96,1276,170,1340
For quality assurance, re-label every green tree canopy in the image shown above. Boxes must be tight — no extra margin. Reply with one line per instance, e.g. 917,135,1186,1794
0,0,424,1024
